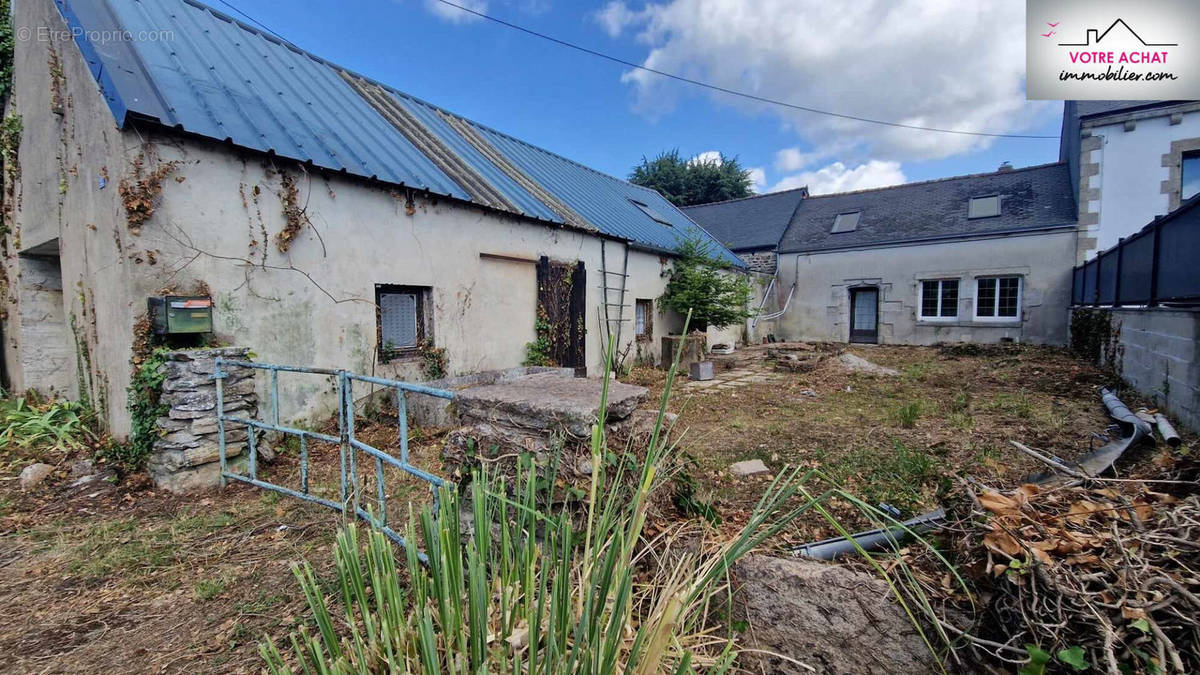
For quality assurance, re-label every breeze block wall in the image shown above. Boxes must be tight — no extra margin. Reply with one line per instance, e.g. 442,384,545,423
149,348,257,492
1072,308,1200,433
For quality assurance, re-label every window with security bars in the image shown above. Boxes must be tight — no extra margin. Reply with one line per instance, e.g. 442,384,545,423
976,277,1021,319
919,279,958,319
376,284,429,358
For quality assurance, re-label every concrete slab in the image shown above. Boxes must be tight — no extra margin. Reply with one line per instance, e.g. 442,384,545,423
455,373,648,437
730,459,770,477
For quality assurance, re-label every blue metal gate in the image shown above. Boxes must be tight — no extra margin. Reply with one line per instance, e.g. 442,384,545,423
213,359,455,551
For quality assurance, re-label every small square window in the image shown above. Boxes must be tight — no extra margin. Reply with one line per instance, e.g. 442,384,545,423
635,299,653,339
376,284,431,359
919,279,958,319
975,276,1020,320
968,195,1000,219
1182,151,1200,201
831,211,861,233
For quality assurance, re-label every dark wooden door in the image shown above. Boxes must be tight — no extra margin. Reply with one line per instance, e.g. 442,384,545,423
849,287,879,344
536,257,587,375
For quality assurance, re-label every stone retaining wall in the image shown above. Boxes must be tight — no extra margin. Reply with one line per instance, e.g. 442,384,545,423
148,348,257,492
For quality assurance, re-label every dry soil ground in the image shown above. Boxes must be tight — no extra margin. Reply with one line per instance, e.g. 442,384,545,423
0,343,1187,672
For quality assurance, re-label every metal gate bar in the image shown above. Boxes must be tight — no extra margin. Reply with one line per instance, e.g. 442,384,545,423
213,359,455,554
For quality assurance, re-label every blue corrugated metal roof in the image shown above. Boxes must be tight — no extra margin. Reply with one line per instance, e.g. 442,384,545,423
54,0,743,266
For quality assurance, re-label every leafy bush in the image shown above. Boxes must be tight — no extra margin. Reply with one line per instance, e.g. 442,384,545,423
0,395,95,455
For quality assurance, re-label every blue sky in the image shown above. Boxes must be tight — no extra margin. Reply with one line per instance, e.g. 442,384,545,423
222,0,1064,195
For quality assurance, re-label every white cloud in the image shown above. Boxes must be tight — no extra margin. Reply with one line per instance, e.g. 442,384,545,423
690,150,722,164
595,1,642,38
602,0,1057,162
769,160,905,195
747,166,767,191
424,0,488,23
422,0,549,23
774,148,822,172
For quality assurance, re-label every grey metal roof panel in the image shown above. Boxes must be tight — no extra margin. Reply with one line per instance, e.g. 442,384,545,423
682,189,807,251
102,0,469,196
389,93,564,224
464,121,744,265
778,163,1077,254
54,0,742,266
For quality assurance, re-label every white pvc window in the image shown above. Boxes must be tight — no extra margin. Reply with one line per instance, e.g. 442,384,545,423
975,276,1021,320
919,279,959,320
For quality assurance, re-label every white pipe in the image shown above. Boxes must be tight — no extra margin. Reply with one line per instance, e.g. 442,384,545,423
750,275,777,328
757,282,796,321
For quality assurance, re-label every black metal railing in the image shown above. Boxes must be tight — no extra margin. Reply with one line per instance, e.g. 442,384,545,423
1071,198,1200,307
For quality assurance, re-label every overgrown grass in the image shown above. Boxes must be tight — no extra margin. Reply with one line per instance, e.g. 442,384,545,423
894,400,922,428
817,440,940,514
988,391,1033,419
262,323,967,673
0,395,95,457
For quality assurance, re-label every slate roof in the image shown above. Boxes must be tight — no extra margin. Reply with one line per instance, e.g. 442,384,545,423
1074,101,1179,118
53,0,741,265
681,188,807,252
778,163,1077,254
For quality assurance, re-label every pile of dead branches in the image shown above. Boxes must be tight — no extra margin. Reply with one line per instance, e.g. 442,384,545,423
952,475,1199,673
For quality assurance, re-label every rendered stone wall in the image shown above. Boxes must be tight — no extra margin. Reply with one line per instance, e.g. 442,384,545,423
149,348,257,492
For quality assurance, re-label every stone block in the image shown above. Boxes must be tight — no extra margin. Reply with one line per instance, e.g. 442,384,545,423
688,361,715,381
729,459,769,477
454,373,647,437
151,441,246,473
732,555,935,674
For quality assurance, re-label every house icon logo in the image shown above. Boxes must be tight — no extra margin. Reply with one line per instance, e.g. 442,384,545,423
1057,18,1177,47
1025,0,1198,100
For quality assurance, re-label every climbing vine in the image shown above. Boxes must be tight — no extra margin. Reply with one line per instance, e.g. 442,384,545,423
275,169,310,252
0,0,13,105
419,338,448,380
101,345,168,470
1069,308,1122,373
118,153,180,234
69,313,95,412
523,314,555,367
0,112,20,299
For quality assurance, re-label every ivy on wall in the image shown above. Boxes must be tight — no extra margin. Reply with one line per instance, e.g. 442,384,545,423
0,0,13,105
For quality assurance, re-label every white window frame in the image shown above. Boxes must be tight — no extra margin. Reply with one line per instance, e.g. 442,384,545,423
974,276,1022,322
917,278,959,322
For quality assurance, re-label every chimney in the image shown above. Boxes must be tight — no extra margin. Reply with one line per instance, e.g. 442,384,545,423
1087,28,1099,44
997,161,1014,172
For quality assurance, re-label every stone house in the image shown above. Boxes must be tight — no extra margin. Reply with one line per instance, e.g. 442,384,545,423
1060,100,1200,262
686,163,1078,346
0,0,745,434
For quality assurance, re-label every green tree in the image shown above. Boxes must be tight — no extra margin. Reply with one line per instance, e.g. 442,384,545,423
629,149,754,206
659,234,752,332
